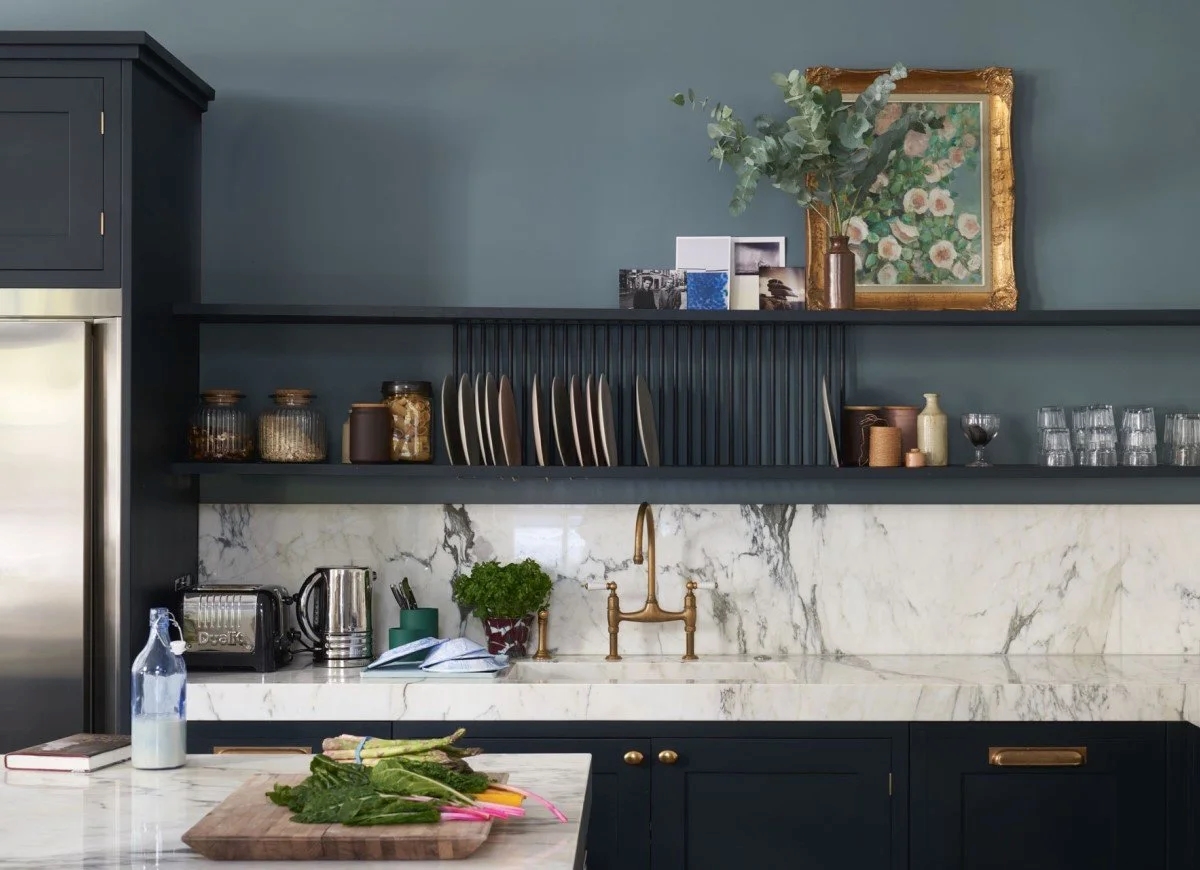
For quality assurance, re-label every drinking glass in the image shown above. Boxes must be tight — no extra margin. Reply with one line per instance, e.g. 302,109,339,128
961,413,1000,467
1173,414,1200,466
1163,413,1183,464
1073,404,1115,431
1039,427,1073,467
1079,426,1118,467
1121,407,1156,434
1037,406,1067,430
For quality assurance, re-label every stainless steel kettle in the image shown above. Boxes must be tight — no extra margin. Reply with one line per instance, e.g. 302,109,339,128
296,566,374,667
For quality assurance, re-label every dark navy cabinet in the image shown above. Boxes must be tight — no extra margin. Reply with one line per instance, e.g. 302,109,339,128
911,723,1169,870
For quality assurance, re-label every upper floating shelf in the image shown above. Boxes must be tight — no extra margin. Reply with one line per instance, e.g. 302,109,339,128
173,304,1200,327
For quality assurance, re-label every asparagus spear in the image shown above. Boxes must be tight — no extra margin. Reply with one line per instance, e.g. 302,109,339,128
321,728,466,757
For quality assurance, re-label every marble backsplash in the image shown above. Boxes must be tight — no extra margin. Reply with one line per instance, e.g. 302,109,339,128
198,504,1197,656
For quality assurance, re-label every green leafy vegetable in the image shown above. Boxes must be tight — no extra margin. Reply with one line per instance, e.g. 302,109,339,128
369,760,477,807
266,754,441,826
373,756,492,795
451,558,553,620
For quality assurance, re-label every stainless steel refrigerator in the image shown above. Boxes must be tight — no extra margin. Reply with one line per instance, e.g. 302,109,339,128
0,289,123,753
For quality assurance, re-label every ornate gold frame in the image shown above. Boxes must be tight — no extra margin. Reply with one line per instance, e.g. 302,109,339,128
804,67,1016,310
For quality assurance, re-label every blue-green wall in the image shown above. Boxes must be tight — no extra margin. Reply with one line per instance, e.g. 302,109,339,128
9,1,1200,485
9,0,1199,310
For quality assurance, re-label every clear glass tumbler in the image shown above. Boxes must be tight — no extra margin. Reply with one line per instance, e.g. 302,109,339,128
1039,427,1073,467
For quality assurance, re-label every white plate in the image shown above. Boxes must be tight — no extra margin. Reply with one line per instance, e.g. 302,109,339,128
551,376,577,466
531,375,547,467
598,374,619,467
483,373,503,466
441,375,465,466
457,374,481,466
569,374,594,466
473,373,491,465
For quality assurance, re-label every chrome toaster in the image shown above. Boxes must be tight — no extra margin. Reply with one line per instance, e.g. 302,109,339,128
180,585,293,672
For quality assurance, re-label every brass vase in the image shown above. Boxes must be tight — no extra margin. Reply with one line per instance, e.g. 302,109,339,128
827,235,856,310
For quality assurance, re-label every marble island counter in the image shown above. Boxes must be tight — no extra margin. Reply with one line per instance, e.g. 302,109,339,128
188,654,1200,725
0,753,588,869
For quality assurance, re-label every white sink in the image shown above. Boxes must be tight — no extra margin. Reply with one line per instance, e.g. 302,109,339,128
505,658,796,684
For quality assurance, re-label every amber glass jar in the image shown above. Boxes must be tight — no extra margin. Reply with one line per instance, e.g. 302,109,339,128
189,390,253,461
381,381,432,462
258,389,327,463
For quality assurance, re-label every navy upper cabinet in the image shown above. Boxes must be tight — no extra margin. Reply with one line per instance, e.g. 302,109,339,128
0,34,214,291
0,62,119,287
911,723,1169,870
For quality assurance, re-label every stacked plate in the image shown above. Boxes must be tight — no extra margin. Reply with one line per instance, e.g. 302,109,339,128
439,373,660,467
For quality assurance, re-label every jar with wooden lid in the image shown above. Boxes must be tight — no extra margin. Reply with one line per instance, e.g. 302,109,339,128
259,389,327,463
188,390,253,461
381,381,433,463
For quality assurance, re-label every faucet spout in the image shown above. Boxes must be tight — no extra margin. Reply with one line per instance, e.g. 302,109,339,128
634,502,657,605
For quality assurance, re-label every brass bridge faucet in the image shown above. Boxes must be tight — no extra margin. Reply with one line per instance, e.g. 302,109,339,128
604,502,699,662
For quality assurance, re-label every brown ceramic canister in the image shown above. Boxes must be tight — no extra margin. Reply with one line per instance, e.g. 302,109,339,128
883,405,921,455
904,448,927,468
869,426,903,467
349,403,393,463
841,406,886,467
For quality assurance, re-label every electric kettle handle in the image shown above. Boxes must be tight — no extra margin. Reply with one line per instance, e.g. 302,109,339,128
295,569,324,645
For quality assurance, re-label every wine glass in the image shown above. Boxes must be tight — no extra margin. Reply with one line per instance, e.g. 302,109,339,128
961,413,1000,467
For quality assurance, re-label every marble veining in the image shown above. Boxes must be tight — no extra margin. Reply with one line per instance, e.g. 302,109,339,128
187,654,1200,726
0,753,588,869
199,503,1190,656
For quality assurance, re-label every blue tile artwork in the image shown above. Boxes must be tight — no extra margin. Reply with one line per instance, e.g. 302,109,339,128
685,270,729,310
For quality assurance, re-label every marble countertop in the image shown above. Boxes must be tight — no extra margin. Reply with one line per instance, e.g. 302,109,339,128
187,654,1200,725
0,753,588,870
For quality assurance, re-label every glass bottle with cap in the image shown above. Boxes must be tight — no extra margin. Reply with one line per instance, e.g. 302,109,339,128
130,608,187,770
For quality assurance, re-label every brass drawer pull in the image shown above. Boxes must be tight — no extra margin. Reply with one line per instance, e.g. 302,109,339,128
623,750,644,766
213,745,312,756
658,749,679,765
988,746,1086,767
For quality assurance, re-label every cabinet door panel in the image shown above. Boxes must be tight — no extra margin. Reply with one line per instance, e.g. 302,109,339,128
0,74,103,270
652,738,894,870
912,723,1166,870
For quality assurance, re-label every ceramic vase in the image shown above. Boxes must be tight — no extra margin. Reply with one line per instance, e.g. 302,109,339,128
917,393,949,467
484,615,534,657
827,235,856,310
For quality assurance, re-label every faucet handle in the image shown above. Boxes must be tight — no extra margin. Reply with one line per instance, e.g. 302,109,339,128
690,581,716,590
586,582,616,592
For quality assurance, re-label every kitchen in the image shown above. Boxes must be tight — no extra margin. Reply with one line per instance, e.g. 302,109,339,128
2,3,1200,869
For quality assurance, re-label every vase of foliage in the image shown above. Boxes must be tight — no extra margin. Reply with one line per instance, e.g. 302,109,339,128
451,558,553,657
673,63,928,310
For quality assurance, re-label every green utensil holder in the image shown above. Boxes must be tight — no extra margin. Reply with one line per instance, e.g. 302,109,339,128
399,607,439,636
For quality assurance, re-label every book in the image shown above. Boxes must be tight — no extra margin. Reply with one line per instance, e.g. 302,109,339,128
4,733,132,773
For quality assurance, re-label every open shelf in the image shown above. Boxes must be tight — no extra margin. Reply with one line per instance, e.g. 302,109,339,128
176,303,1200,327
172,462,1200,480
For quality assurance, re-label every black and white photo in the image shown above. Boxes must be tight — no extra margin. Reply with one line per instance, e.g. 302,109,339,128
619,269,686,310
759,266,806,311
734,237,786,275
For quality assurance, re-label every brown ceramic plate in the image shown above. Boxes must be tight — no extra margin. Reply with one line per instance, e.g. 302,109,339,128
483,373,504,466
498,375,522,466
585,374,604,467
550,376,577,466
457,374,482,467
472,373,492,465
635,375,660,467
569,374,595,466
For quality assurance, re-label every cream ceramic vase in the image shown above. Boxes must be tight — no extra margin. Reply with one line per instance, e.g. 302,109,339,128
917,393,948,467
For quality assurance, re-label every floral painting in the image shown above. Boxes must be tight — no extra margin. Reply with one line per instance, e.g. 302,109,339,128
847,100,985,287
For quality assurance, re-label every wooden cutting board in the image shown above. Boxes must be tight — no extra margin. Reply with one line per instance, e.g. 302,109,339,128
182,774,493,861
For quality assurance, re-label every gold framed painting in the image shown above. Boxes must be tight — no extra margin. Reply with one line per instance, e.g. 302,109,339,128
805,67,1016,311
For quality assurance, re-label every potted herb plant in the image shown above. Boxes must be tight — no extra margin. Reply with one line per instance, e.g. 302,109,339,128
674,63,930,309
451,558,553,657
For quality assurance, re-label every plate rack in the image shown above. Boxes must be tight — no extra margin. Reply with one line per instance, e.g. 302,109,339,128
451,319,845,468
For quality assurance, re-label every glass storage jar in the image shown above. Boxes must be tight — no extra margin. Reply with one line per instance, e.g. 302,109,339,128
188,390,253,461
381,380,433,462
258,389,327,463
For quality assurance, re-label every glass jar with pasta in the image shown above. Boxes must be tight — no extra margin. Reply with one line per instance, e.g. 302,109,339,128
381,380,433,462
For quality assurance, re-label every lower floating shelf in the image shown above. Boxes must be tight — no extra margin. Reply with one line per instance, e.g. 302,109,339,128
170,462,1200,480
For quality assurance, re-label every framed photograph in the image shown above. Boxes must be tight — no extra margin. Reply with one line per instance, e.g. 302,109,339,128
804,67,1016,311
732,236,786,309
685,271,730,310
758,266,806,311
619,269,686,310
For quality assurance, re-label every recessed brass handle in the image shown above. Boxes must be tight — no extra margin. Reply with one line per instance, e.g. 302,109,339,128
213,745,312,755
658,749,679,765
988,746,1087,767
623,750,644,766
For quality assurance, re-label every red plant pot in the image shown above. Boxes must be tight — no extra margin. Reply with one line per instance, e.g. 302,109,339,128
484,615,534,657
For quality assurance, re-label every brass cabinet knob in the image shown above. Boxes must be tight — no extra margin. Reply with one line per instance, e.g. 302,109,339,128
658,749,679,765
623,750,644,766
